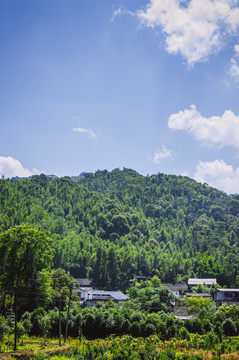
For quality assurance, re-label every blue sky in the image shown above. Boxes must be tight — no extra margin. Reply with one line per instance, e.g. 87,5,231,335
1,0,239,194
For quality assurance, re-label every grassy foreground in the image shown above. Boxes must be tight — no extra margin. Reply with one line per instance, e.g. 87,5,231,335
0,337,80,360
1,335,239,360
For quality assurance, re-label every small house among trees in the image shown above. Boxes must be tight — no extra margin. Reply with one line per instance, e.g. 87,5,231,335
214,288,239,307
83,290,129,307
162,283,187,299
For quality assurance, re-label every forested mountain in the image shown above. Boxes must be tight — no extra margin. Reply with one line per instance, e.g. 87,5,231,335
1,168,239,289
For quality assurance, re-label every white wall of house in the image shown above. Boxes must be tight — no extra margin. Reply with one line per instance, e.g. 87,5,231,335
76,288,93,300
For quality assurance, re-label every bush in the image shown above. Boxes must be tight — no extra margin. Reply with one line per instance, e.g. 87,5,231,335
16,322,26,338
142,323,156,337
120,319,130,334
21,318,32,335
129,321,141,337
0,316,9,342
178,327,190,341
222,318,237,336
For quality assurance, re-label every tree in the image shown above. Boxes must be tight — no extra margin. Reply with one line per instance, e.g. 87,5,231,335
50,268,75,345
0,225,53,297
216,303,239,322
127,276,175,312
0,225,54,349
111,215,130,236
222,318,237,336
92,247,108,287
107,248,120,290
183,296,216,319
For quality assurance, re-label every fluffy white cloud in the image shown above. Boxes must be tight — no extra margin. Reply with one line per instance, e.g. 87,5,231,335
168,105,239,148
137,0,239,66
73,127,98,140
0,156,40,178
153,146,172,163
194,159,239,194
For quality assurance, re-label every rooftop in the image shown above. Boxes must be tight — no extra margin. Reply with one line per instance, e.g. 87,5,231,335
184,292,212,299
92,290,129,301
188,278,217,286
217,289,239,292
74,278,94,287
163,283,187,292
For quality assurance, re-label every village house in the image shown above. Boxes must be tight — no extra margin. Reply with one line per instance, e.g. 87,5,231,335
213,288,239,307
74,278,95,302
162,283,187,299
83,290,129,307
74,278,129,307
76,287,94,301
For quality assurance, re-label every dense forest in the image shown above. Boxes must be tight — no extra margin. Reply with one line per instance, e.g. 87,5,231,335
1,168,239,355
0,168,239,290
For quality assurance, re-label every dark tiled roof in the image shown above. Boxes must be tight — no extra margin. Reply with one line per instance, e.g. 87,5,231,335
184,292,212,299
129,276,152,282
91,295,113,301
74,278,94,287
163,283,188,292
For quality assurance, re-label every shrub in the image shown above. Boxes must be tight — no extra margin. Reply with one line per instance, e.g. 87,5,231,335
142,323,156,337
222,318,237,336
0,316,9,342
178,327,190,341
129,321,141,337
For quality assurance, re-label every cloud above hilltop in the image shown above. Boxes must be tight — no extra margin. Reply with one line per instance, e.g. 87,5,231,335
168,105,239,148
194,159,239,194
0,156,40,178
137,0,239,66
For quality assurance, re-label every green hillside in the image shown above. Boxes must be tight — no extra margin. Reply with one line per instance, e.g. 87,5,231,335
1,168,239,289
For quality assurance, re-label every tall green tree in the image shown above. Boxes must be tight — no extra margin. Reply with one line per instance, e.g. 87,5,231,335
0,225,53,349
0,225,54,312
50,268,75,345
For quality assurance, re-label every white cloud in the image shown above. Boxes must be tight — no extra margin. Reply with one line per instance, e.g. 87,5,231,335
230,58,239,79
153,146,172,163
229,44,239,81
73,116,98,140
111,7,135,22
194,159,239,194
137,0,239,66
168,105,239,148
0,156,40,178
111,7,123,22
73,127,98,140
234,44,239,55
